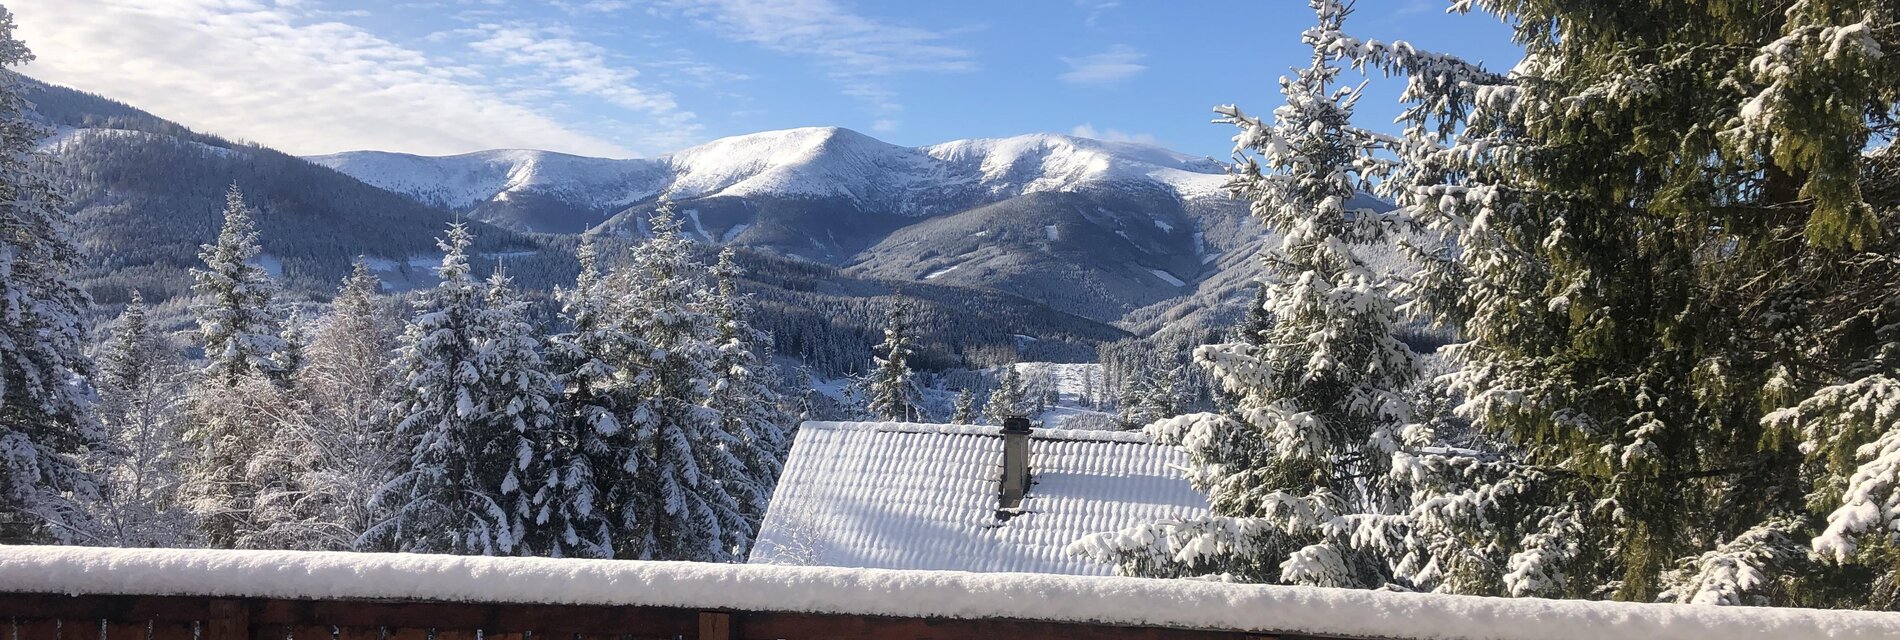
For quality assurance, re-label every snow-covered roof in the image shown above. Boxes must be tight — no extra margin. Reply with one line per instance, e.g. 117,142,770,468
748,420,1208,575
3,546,1897,640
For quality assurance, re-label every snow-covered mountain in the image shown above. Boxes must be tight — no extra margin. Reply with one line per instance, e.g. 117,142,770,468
310,127,1250,323
307,127,1231,233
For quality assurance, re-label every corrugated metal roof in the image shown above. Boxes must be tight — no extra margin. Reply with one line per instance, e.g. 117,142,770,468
748,421,1209,575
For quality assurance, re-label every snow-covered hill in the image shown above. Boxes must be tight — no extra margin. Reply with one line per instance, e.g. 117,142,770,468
308,127,1252,324
306,127,1230,232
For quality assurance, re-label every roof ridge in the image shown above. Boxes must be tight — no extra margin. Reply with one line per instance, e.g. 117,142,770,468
799,420,1157,444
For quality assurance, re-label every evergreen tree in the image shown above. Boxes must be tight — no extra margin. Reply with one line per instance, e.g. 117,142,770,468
606,204,751,561
1314,0,1898,604
0,7,102,543
1076,0,1416,588
1237,281,1273,347
477,269,563,556
1114,377,1149,431
543,239,620,559
705,248,789,536
866,300,925,422
90,292,197,546
185,184,296,548
951,387,981,425
273,312,308,382
990,364,1028,423
193,184,285,387
363,224,516,555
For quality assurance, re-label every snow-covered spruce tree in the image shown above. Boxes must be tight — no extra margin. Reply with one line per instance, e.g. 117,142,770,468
476,269,563,556
605,204,752,561
363,224,517,555
1114,378,1149,431
273,312,307,382
1072,0,1416,588
90,292,198,547
541,239,619,559
1319,0,1899,604
185,184,294,548
865,300,926,422
194,184,285,387
0,8,102,543
989,364,1028,423
1761,146,1899,606
253,260,403,551
951,387,980,425
705,248,790,534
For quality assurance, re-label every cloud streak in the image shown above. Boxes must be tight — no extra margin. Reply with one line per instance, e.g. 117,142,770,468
464,22,701,151
10,0,634,157
1059,45,1146,86
1071,123,1156,145
653,0,975,129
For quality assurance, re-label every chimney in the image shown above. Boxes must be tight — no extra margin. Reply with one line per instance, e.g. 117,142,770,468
999,417,1033,512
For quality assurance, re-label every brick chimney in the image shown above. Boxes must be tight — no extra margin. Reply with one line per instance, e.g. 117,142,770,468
999,416,1033,512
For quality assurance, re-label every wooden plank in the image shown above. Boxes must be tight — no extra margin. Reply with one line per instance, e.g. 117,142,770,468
428,630,475,640
0,596,208,625
381,628,426,640
254,603,493,632
61,619,101,640
287,627,334,640
331,628,379,640
488,606,694,637
16,619,62,640
105,621,149,640
697,613,730,640
146,622,195,640
205,601,247,640
734,612,1272,640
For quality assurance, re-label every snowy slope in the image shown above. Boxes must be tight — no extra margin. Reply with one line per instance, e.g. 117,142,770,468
307,127,1229,222
302,148,667,212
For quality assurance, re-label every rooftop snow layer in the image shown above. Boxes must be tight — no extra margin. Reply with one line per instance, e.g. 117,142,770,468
2,546,1897,640
748,420,1208,575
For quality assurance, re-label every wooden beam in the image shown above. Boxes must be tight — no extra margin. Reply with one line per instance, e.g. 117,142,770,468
0,594,1303,640
0,594,210,623
698,612,732,640
734,611,1272,640
207,600,249,640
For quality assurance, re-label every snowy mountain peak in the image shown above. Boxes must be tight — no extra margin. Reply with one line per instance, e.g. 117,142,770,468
306,127,1233,230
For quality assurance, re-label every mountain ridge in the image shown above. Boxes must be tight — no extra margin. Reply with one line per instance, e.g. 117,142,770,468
306,126,1233,234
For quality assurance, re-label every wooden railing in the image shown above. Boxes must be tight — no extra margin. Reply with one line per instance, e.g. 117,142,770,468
0,592,1281,640
6,547,1896,640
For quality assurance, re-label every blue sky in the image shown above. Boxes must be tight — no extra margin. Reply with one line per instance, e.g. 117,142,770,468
13,0,1521,159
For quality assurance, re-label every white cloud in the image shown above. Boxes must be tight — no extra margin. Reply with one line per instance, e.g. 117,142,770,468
9,0,634,157
463,23,700,151
654,0,973,116
1059,45,1146,86
1071,123,1156,145
870,119,899,133
1077,0,1120,28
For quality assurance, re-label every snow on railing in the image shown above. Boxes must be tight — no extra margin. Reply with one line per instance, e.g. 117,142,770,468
1,546,1897,640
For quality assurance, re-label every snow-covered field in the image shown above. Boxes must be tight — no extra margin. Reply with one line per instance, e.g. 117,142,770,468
2,546,1894,640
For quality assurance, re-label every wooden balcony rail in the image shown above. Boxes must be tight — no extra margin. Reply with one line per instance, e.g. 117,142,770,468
4,546,1897,640
0,592,1284,640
